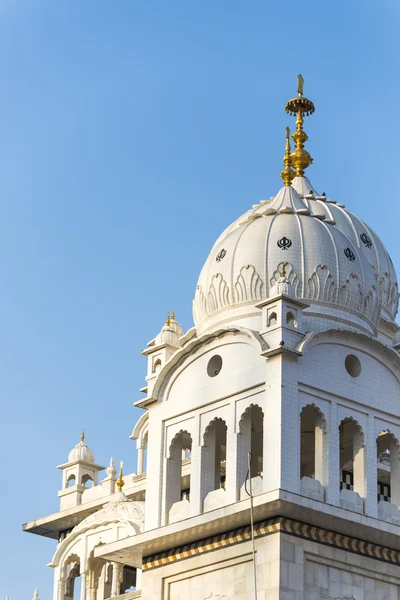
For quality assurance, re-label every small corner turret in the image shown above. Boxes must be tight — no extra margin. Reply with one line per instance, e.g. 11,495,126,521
57,431,105,510
142,310,183,396
256,262,309,357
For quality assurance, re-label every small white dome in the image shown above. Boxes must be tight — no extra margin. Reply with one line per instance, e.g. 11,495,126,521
155,312,183,347
68,432,95,464
193,185,381,336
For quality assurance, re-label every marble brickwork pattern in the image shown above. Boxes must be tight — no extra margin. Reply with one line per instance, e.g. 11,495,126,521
142,516,400,571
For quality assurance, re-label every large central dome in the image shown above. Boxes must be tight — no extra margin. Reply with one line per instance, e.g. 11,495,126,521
193,80,398,337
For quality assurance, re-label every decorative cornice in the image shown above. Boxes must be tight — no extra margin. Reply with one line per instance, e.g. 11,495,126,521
143,516,400,571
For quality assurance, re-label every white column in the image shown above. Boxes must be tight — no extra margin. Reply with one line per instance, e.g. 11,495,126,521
57,578,65,600
200,426,217,507
314,417,327,488
226,428,238,504
136,568,142,590
137,447,144,474
164,443,182,522
189,415,202,516
365,414,377,517
111,562,122,597
326,404,339,505
390,441,400,508
353,429,366,503
263,356,282,493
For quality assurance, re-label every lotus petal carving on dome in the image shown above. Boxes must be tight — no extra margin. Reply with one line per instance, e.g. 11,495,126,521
339,273,364,314
206,273,231,315
307,265,336,304
194,285,208,322
365,287,380,323
235,265,264,303
270,262,300,296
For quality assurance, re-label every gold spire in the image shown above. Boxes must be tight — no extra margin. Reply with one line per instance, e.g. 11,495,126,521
285,74,315,177
280,127,295,186
116,460,125,492
166,312,171,326
81,429,85,442
280,262,287,278
171,308,175,321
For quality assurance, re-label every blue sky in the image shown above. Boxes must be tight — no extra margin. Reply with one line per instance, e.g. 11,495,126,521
0,0,399,597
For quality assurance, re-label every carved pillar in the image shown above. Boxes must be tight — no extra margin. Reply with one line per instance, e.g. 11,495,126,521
57,578,65,600
111,562,122,597
137,447,145,474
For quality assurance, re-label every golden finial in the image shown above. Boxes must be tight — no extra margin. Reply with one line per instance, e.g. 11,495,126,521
116,460,125,492
280,262,287,278
81,429,85,442
285,74,315,177
171,308,175,321
280,127,295,186
166,312,171,326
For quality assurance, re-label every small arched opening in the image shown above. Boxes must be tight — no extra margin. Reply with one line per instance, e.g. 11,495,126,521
286,310,297,328
339,418,365,508
238,405,264,499
66,475,76,489
64,557,81,600
201,418,227,510
81,474,93,488
153,358,162,374
300,405,327,502
166,430,192,523
377,430,400,511
268,311,278,327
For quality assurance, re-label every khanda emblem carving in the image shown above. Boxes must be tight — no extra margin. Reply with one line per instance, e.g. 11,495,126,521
277,236,292,250
216,249,227,262
344,247,356,262
360,233,372,248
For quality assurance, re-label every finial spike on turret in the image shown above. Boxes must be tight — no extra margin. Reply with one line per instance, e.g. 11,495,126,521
166,312,171,326
33,589,39,600
81,429,85,442
285,75,315,177
280,262,287,278
297,74,304,97
280,127,295,186
171,308,175,321
116,460,125,492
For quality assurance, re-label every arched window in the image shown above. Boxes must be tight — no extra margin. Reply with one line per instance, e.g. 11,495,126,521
153,358,162,374
300,405,326,482
166,430,192,522
300,405,327,501
377,430,400,508
339,418,365,500
66,475,76,488
201,419,227,507
268,311,277,327
286,310,297,328
81,474,93,488
64,557,81,600
238,405,264,485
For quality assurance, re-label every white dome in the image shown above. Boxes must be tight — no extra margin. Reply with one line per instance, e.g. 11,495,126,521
155,315,183,347
68,439,95,464
193,185,382,336
72,492,144,534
